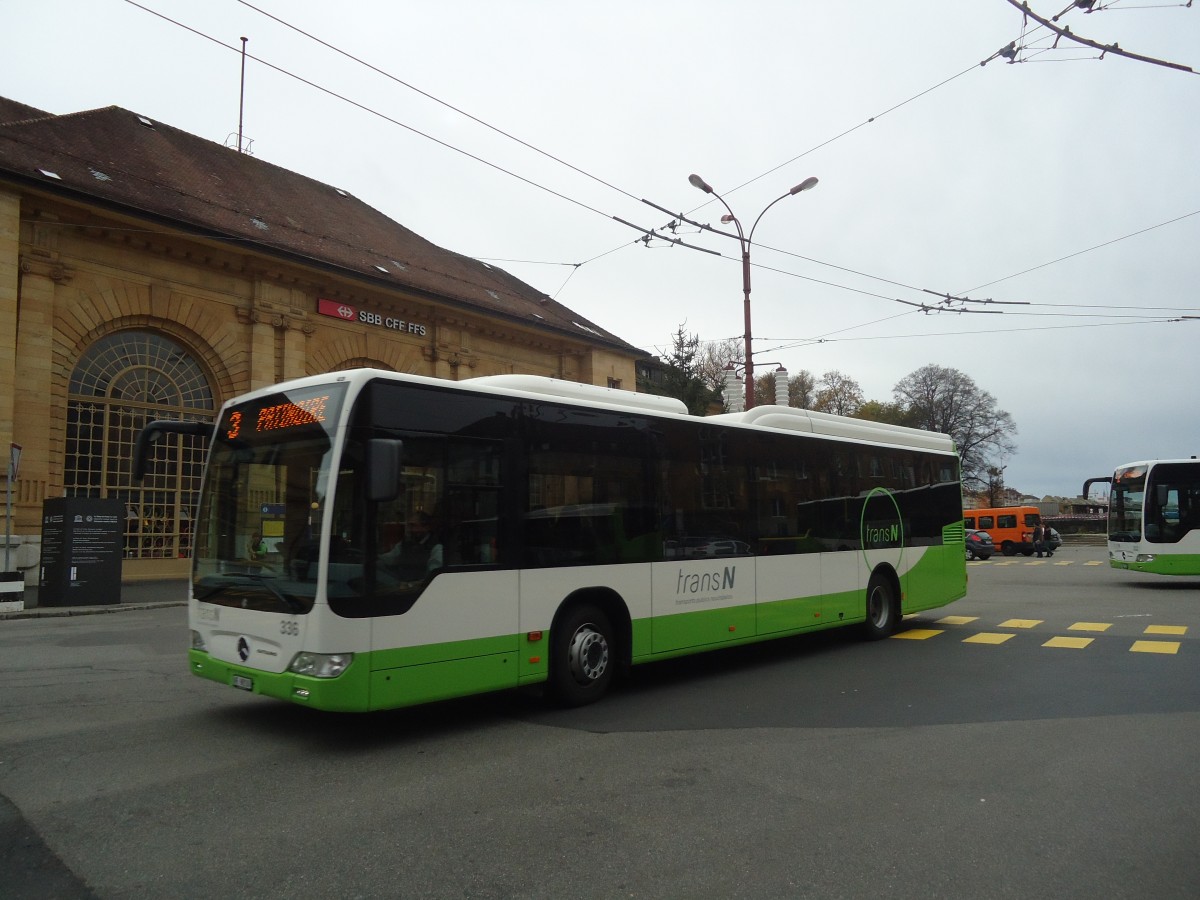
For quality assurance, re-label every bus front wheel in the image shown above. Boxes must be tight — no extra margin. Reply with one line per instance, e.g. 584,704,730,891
862,572,899,640
549,604,615,707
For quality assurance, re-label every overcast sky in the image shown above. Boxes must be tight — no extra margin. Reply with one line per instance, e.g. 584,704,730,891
5,1,1198,499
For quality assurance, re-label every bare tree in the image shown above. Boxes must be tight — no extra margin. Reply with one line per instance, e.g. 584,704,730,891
788,370,817,409
892,364,1017,491
697,337,742,396
752,369,819,408
984,465,1009,507
645,324,720,416
813,370,864,417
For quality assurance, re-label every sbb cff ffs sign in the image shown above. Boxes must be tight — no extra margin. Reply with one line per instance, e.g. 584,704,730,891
317,298,427,336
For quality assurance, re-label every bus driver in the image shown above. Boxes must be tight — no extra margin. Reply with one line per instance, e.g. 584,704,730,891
381,512,443,583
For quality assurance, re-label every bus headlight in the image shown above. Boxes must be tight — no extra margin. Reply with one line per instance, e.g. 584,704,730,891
190,630,207,651
1135,554,1156,563
288,652,353,678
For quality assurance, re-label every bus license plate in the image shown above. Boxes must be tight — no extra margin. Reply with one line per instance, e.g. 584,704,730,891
232,675,254,691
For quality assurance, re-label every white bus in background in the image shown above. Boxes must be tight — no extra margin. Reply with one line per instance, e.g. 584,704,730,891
1084,458,1200,576
137,369,968,712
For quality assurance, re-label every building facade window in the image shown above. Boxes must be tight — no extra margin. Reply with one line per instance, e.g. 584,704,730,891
66,331,214,559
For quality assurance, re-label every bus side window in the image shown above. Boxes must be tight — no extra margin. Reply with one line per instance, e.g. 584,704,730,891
978,516,994,529
443,439,502,566
964,516,975,529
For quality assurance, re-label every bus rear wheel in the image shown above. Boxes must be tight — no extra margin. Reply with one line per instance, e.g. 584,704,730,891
862,572,898,640
549,604,615,707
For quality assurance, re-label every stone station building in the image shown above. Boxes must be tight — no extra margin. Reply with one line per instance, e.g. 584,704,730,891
0,96,643,581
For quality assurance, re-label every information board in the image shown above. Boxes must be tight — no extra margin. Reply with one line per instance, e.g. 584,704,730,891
39,498,124,606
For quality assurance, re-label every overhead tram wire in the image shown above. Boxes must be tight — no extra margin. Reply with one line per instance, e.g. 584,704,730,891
619,299,1195,359
237,0,995,293
234,0,643,206
757,304,1189,356
999,0,1197,74
121,0,616,222
125,1,765,293
122,0,1050,317
961,208,1200,293
236,0,725,288
636,198,971,317
122,2,1189,324
834,316,1194,340
244,1,1183,317
759,315,1192,353
708,62,985,204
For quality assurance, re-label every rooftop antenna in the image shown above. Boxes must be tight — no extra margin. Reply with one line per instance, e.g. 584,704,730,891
237,36,248,154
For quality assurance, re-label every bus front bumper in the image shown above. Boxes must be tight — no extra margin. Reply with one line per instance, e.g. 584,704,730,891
188,649,371,712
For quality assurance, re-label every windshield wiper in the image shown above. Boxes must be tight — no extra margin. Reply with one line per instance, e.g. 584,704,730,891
193,583,226,602
194,571,304,613
240,571,304,613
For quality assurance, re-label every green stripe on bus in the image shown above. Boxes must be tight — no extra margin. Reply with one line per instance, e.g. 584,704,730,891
191,545,965,712
1111,553,1200,576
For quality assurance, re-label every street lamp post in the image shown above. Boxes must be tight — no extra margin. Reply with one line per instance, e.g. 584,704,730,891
688,173,818,410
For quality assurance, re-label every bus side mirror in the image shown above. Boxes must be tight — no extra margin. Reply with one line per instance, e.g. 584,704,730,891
1082,476,1111,499
366,439,404,502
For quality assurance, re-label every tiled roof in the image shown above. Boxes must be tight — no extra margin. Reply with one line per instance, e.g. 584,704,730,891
0,98,642,356
0,97,53,124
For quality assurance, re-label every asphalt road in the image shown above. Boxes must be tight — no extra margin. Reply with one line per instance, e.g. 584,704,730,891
2,544,1198,899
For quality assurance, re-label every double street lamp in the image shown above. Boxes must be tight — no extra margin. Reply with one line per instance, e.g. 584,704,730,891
688,173,819,410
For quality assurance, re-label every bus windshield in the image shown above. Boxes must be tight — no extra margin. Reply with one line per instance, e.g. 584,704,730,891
1109,464,1146,543
191,383,347,614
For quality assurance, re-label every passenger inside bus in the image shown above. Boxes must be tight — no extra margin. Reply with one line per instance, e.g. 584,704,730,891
380,512,444,582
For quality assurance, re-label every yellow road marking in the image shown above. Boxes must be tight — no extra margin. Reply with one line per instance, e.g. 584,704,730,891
999,619,1043,629
1130,641,1180,655
964,632,1016,645
1070,622,1112,632
1044,636,1093,649
1144,625,1188,636
1084,561,1103,566
937,615,979,625
891,629,943,640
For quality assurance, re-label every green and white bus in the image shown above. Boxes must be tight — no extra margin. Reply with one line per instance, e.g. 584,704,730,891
1084,458,1200,576
139,369,967,712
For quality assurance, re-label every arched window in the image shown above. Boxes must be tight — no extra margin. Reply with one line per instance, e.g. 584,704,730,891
66,331,215,560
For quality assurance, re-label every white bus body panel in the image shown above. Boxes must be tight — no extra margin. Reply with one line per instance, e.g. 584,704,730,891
519,564,652,632
370,570,519,650
193,599,374,672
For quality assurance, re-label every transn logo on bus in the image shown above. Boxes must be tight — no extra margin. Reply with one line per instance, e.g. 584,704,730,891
864,524,900,548
676,565,736,605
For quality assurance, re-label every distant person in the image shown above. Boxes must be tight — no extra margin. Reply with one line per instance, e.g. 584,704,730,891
1032,522,1046,558
247,531,268,561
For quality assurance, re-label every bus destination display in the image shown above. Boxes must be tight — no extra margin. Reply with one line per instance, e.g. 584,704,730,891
221,386,345,443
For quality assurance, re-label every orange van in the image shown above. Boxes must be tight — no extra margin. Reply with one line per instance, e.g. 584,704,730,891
963,505,1042,556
